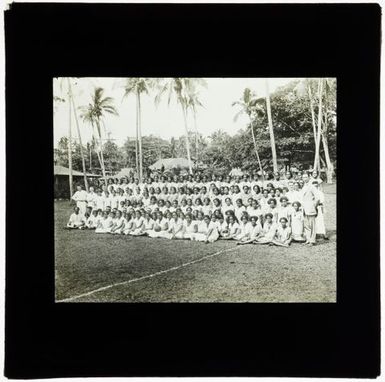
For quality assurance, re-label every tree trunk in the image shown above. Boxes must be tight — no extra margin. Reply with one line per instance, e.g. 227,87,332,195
96,120,106,179
181,104,193,174
313,79,324,171
67,84,73,201
250,119,265,183
308,83,320,172
321,114,334,183
137,91,143,182
69,81,89,192
89,144,92,172
193,105,198,163
91,122,103,179
135,98,139,179
265,79,278,172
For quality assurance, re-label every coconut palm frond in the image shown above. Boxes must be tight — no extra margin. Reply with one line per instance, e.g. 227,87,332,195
233,109,244,122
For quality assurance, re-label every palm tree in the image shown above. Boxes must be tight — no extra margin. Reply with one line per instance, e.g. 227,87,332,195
186,87,204,163
232,88,265,182
54,82,73,198
79,87,118,179
264,79,278,172
155,78,207,174
313,79,324,171
123,78,155,182
68,78,89,191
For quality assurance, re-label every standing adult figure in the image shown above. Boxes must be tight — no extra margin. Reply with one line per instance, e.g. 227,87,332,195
71,185,88,215
301,172,320,246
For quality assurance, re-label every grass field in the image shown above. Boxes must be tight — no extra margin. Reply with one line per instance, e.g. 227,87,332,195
55,184,336,303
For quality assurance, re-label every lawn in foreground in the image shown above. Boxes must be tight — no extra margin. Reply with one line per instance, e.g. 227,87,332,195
55,184,336,302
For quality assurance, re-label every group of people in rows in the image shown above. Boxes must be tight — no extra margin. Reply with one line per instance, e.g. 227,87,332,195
66,170,328,246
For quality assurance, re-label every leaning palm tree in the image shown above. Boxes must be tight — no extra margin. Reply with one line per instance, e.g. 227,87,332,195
68,78,89,191
232,88,265,182
186,87,205,163
123,78,155,182
155,78,207,174
264,79,278,172
55,78,90,194
79,87,118,179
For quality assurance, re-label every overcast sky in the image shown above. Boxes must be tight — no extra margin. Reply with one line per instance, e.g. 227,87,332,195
53,77,301,148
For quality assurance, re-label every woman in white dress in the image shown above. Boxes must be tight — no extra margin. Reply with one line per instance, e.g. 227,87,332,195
190,215,212,242
222,215,241,240
218,214,229,239
164,212,184,239
237,216,263,245
247,199,263,222
221,197,235,218
95,211,114,234
183,213,198,240
271,217,292,247
234,215,252,241
134,212,155,236
313,181,328,239
148,211,170,238
290,201,306,242
85,209,99,230
255,213,277,244
201,197,212,217
110,210,125,234
128,210,145,236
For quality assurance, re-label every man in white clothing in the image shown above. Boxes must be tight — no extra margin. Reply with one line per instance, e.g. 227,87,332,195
301,173,320,246
71,185,88,215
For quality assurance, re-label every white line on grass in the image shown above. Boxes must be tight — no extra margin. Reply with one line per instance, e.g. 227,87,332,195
57,245,240,303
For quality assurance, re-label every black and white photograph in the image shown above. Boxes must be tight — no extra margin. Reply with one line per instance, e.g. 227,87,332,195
54,77,337,303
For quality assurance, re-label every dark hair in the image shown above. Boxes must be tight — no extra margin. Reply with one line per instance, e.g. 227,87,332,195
264,213,273,219
279,217,288,223
280,196,288,202
268,198,277,205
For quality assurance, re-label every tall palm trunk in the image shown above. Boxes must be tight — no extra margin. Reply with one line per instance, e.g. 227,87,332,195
135,99,139,178
250,119,265,183
193,105,198,163
313,79,324,171
96,120,106,179
308,83,320,170
265,79,278,172
181,103,193,174
137,91,143,182
321,112,334,183
67,87,73,200
68,82,89,192
91,122,103,177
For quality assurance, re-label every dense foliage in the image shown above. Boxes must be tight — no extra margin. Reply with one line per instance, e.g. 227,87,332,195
54,79,336,176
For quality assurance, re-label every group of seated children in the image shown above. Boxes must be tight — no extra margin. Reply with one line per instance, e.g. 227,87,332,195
66,170,327,246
